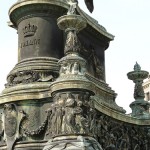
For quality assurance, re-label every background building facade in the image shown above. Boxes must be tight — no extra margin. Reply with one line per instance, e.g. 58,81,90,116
143,76,150,101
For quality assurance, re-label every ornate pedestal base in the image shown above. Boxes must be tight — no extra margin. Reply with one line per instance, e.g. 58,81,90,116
43,136,103,150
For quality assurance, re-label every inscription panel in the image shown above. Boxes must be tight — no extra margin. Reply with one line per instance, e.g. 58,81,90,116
20,39,40,48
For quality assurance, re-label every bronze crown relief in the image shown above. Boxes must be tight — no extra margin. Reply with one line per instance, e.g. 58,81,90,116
23,23,37,37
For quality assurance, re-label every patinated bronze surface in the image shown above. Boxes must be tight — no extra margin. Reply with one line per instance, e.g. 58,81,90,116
66,0,94,13
0,0,150,150
128,62,150,119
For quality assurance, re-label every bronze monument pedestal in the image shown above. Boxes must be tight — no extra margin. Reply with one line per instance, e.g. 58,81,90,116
0,0,150,150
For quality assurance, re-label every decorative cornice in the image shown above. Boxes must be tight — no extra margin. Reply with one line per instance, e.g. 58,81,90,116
0,82,51,104
77,7,114,42
94,97,150,125
9,1,68,26
85,73,116,95
9,57,59,74
9,0,114,44
50,78,94,95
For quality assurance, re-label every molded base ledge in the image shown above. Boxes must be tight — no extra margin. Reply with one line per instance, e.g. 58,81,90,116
10,57,59,74
43,135,103,150
0,141,47,150
0,82,51,104
50,77,95,94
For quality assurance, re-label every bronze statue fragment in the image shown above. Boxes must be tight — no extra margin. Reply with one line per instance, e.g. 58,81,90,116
84,0,94,13
67,0,94,13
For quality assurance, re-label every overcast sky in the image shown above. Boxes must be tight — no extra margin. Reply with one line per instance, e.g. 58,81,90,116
1,0,150,113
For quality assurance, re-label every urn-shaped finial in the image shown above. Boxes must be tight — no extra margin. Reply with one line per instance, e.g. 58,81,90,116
134,62,141,71
127,63,150,119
